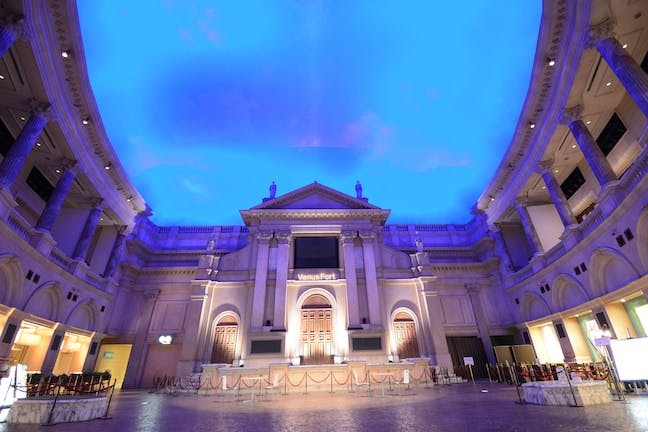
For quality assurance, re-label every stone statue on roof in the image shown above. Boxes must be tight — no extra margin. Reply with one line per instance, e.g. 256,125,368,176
355,180,362,199
269,181,277,199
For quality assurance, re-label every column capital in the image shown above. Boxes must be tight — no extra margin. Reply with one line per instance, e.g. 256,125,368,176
514,196,529,208
359,230,376,240
587,19,616,48
143,288,160,300
89,198,104,209
559,105,584,125
464,283,481,294
275,230,291,243
28,101,53,122
536,159,554,174
340,230,357,242
60,158,78,173
0,14,25,37
256,230,273,242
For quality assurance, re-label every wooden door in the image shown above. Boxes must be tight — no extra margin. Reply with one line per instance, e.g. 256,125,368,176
300,308,333,364
394,319,420,359
211,324,238,364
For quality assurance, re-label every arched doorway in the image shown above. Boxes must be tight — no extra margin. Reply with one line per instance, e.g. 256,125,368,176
211,315,238,364
300,294,333,364
393,311,419,359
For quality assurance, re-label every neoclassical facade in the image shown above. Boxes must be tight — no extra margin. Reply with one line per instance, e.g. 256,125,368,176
0,0,647,388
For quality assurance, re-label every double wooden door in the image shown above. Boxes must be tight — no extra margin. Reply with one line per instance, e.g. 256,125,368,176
211,324,238,364
300,308,333,364
394,320,420,359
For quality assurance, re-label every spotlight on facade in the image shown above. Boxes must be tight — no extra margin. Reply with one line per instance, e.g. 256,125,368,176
82,118,90,125
158,335,173,345
489,195,495,202
529,122,536,129
104,163,111,170
61,50,70,58
547,58,555,67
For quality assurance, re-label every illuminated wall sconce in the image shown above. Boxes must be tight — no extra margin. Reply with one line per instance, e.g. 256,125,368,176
158,334,173,345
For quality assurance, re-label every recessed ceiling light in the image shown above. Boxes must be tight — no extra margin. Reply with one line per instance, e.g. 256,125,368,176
529,122,536,129
82,118,89,125
571,144,577,148
622,43,628,49
36,142,41,147
61,50,70,58
621,298,626,303
585,120,591,125
554,169,559,173
605,81,612,87
542,186,546,190
104,163,111,170
547,58,555,67
0,74,5,80
127,196,133,202
19,116,25,121
55,169,61,174
489,195,495,202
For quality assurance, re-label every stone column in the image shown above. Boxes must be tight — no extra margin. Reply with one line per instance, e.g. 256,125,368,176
40,327,66,375
250,230,272,329
489,225,513,272
0,310,24,358
176,282,210,377
538,160,578,228
360,231,381,326
103,227,127,278
0,15,23,58
553,319,576,362
272,231,290,331
593,29,648,118
35,160,77,232
514,198,543,255
420,285,452,368
341,230,360,329
465,284,496,364
72,199,103,261
123,289,159,388
563,106,617,187
0,106,49,189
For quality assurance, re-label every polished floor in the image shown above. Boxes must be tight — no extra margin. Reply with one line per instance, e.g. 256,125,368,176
2,381,647,432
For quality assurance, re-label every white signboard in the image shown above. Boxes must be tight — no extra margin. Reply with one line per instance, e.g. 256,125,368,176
610,337,648,381
463,356,474,366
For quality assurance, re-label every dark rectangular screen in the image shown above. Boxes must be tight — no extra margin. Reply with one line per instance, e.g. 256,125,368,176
250,339,282,354
294,237,339,269
352,337,382,351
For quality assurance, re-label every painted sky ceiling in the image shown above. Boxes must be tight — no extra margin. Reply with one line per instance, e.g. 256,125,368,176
77,1,541,226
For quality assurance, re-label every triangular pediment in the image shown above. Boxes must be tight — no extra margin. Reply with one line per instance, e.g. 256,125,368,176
251,182,380,210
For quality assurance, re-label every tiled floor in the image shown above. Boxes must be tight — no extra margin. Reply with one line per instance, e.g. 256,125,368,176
2,382,647,431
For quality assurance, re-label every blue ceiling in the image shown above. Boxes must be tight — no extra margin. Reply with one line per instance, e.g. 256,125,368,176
77,1,541,226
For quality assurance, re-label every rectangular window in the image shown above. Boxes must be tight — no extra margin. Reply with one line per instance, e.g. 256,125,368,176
596,113,626,156
0,119,14,157
560,167,586,200
294,237,339,269
26,167,54,202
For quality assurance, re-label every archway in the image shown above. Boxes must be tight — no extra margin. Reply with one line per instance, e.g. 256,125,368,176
300,293,334,364
211,314,238,364
392,311,420,359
